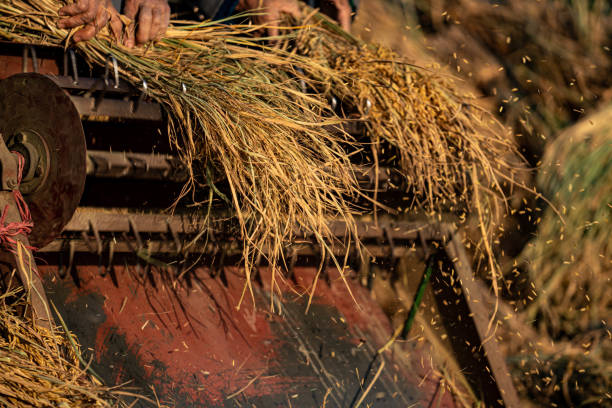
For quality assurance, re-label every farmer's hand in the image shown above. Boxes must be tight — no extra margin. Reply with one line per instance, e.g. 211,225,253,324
319,0,351,32
236,0,301,38
58,0,123,42
123,0,171,47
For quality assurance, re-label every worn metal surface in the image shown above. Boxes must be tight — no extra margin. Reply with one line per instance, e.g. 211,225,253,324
40,210,442,260
0,132,18,191
49,75,135,95
41,264,454,407
85,149,402,190
54,211,435,239
39,212,519,406
0,41,61,80
0,73,86,248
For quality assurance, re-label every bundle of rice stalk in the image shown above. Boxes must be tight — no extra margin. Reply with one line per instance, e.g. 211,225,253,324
408,0,612,159
0,281,139,407
0,0,362,306
0,0,525,305
519,104,611,337
286,11,531,296
289,11,522,215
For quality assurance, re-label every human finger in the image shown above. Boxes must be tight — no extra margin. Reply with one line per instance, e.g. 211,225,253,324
278,0,300,19
267,25,279,38
149,6,162,41
330,0,351,31
72,7,109,41
72,24,96,42
263,10,279,38
58,10,98,29
58,0,90,17
122,0,141,19
136,5,153,44
108,8,124,41
124,25,135,47
158,2,170,38
335,5,351,31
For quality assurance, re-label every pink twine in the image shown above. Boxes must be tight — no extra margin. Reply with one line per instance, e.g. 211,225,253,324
0,152,36,251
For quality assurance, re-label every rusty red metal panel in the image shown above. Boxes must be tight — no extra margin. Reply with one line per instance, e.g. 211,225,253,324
0,42,60,80
40,263,456,407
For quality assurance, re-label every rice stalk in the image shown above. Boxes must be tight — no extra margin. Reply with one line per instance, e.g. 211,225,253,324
285,11,528,305
289,11,520,214
0,281,141,407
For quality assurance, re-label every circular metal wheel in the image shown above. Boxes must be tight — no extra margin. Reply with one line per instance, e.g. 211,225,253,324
0,73,86,248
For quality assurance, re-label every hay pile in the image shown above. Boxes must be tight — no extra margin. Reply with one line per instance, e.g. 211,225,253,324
408,0,612,159
0,283,135,407
504,105,612,406
520,106,611,337
0,0,524,303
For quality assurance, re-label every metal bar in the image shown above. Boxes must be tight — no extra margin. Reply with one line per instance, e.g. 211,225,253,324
436,225,520,408
59,209,206,235
86,150,188,182
38,210,441,258
40,238,423,259
59,210,436,240
69,95,162,121
49,75,134,94
85,149,399,189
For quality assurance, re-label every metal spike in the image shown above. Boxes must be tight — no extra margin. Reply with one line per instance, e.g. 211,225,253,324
364,98,372,115
89,220,103,256
128,218,143,251
358,253,371,288
166,219,182,253
285,247,298,282
107,239,115,275
57,239,69,279
64,49,79,85
80,231,95,254
22,45,39,73
322,251,331,287
104,55,119,89
253,252,264,287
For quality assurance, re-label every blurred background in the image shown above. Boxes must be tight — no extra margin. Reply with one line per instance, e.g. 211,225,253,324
351,1,611,406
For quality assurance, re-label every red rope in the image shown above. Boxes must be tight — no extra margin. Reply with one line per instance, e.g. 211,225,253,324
0,152,36,251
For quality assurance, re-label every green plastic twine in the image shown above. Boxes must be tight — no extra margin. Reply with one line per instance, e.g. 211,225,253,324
401,255,435,339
